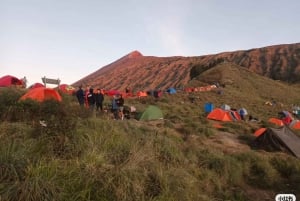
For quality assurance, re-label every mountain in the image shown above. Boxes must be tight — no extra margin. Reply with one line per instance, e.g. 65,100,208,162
72,43,300,91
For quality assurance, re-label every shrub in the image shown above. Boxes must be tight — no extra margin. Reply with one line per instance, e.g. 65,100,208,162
0,163,60,201
0,88,25,121
246,156,279,189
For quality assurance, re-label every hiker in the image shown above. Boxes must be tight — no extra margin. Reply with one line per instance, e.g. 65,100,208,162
116,94,125,120
95,88,104,111
87,88,96,111
282,114,292,125
84,85,91,107
125,87,131,94
239,109,246,121
76,85,85,106
111,95,119,119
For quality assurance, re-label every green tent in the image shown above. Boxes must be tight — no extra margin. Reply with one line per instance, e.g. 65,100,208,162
137,105,163,121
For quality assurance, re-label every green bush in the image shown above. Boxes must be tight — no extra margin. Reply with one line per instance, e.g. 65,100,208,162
0,88,25,121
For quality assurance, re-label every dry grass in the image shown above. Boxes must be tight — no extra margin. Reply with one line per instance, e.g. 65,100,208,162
1,66,300,200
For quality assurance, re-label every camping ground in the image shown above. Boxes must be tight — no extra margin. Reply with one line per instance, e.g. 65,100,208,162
1,64,300,200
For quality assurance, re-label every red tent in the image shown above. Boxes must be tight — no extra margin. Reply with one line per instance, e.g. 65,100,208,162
0,75,23,87
20,88,62,102
105,90,121,96
29,83,45,89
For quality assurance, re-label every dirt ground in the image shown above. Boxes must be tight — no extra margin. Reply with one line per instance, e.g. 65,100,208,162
203,131,251,154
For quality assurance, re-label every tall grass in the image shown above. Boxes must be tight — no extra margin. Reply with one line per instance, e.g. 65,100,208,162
1,81,300,200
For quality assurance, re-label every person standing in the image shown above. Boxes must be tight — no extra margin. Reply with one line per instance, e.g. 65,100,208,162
84,85,91,108
116,94,125,120
239,109,245,121
95,88,104,111
87,88,96,111
76,85,85,106
111,95,119,119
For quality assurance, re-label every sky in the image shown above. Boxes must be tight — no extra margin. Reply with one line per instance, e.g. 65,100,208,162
1,0,300,87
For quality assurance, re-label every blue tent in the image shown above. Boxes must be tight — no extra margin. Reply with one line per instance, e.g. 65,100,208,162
167,87,176,94
204,102,214,113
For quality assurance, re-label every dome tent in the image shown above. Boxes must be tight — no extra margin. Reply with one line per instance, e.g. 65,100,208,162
20,87,62,102
0,75,23,87
136,105,163,121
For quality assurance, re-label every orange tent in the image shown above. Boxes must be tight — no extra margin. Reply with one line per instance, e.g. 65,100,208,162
290,120,300,129
59,84,75,94
207,108,240,121
137,91,148,97
268,118,284,126
254,127,267,137
20,88,62,102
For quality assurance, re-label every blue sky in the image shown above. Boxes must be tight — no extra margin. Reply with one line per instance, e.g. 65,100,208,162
1,0,299,86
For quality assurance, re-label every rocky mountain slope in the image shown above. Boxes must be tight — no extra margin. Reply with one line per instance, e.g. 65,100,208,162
72,43,300,91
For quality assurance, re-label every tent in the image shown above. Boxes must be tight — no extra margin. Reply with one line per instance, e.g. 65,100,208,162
20,87,62,102
268,118,284,126
253,126,300,158
207,108,241,122
29,83,45,89
204,102,214,113
137,105,163,121
184,87,193,93
254,127,267,137
238,108,248,115
59,84,75,94
166,87,176,94
221,104,231,111
0,75,23,87
137,91,148,97
290,120,300,130
105,90,121,96
280,111,293,118
278,111,293,125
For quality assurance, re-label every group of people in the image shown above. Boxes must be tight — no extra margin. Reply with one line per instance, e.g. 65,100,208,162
76,85,125,120
76,86,104,112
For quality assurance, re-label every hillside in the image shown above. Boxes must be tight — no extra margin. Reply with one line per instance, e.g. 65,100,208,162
72,43,300,90
2,65,300,200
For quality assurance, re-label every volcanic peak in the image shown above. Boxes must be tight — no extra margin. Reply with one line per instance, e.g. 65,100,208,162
127,50,143,58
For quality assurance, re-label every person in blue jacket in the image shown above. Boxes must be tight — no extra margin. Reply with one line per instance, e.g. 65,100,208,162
111,95,119,119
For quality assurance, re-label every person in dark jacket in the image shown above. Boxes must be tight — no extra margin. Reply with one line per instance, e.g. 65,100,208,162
95,88,104,111
87,88,95,111
116,94,125,120
76,86,85,106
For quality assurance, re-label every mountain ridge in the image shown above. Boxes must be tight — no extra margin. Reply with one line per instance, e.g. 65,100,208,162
72,43,300,90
